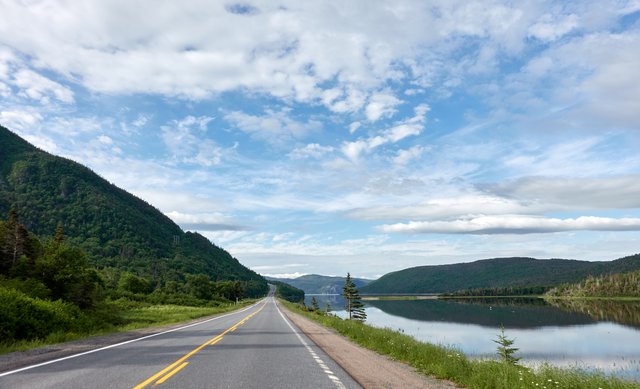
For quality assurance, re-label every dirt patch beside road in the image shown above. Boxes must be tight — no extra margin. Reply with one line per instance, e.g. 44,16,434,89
281,306,458,389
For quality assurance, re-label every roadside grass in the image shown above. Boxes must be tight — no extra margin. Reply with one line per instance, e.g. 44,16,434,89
0,298,257,355
282,301,640,389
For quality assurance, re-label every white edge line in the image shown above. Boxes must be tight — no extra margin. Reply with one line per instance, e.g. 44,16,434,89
0,299,265,378
274,298,347,389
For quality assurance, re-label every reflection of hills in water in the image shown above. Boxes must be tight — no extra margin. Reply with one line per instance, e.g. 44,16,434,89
545,298,640,329
366,298,597,329
304,294,347,310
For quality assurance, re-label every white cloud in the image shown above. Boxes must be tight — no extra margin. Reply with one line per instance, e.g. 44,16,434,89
12,69,74,104
132,114,150,128
288,143,334,159
348,121,361,134
98,135,113,145
165,211,248,231
341,103,429,161
4,1,633,112
0,82,10,98
0,109,42,130
365,92,402,121
379,215,640,235
348,194,541,221
393,145,426,166
224,108,321,146
528,13,579,42
260,272,309,279
161,115,222,166
490,175,640,209
509,30,640,131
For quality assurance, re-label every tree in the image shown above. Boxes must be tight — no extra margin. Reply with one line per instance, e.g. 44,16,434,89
186,274,213,300
310,296,320,311
1,209,30,271
342,272,366,321
494,325,520,365
119,272,152,295
36,238,103,308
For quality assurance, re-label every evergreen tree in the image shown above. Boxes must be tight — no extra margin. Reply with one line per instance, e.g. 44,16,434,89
494,325,520,365
310,296,319,311
342,272,366,321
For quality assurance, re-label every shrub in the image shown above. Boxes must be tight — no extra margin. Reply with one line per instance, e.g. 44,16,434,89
0,287,82,341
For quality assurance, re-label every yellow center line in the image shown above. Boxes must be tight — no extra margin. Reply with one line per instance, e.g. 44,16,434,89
154,362,189,385
133,303,265,389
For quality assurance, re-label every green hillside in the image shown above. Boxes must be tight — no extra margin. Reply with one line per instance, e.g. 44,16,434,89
0,125,264,286
360,255,640,294
265,274,372,294
546,269,640,298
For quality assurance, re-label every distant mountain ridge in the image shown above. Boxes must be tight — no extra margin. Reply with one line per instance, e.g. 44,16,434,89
0,125,264,284
265,274,372,294
360,255,640,294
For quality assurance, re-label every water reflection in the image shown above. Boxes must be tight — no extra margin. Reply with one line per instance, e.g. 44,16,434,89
367,298,596,328
546,298,640,329
303,295,640,381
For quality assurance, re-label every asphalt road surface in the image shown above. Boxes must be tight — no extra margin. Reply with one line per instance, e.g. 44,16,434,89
0,291,361,389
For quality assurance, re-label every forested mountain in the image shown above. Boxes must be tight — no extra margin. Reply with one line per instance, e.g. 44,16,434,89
0,125,264,287
360,255,640,294
266,274,372,294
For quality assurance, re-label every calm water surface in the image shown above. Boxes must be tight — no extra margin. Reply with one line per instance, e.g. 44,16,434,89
304,295,640,381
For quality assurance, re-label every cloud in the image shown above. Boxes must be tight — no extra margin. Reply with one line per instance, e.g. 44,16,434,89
527,13,579,42
224,108,321,146
507,30,640,131
5,1,634,113
365,92,402,121
98,135,113,145
490,175,640,209
393,145,426,166
348,194,541,221
162,116,223,166
260,272,309,279
341,103,429,161
0,109,42,130
379,215,640,235
12,69,74,104
165,211,249,231
288,143,334,159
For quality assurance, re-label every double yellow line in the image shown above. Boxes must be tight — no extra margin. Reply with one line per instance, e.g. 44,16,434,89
133,304,265,388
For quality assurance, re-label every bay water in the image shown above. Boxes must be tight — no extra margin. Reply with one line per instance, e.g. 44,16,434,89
304,295,640,381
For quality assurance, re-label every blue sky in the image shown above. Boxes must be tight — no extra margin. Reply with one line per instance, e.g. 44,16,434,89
1,1,639,279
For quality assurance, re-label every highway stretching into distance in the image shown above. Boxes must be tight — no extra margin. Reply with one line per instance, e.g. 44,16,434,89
0,288,361,389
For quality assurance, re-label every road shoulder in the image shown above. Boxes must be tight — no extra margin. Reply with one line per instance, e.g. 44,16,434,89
0,304,256,374
281,306,457,389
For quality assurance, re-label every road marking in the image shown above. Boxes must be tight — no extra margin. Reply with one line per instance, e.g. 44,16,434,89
0,300,263,379
274,300,347,389
134,303,265,388
155,362,188,385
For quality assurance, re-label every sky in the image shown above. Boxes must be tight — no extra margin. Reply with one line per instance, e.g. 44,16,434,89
1,1,640,279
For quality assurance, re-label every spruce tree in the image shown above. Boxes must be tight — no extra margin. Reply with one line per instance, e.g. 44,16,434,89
310,296,320,311
494,325,520,365
342,272,366,322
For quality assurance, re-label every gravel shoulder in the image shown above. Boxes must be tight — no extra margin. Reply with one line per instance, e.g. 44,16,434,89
281,305,458,389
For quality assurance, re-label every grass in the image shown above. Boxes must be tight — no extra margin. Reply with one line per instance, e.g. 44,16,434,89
0,298,257,355
282,301,640,389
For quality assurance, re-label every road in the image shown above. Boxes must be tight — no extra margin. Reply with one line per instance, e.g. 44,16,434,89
0,291,361,389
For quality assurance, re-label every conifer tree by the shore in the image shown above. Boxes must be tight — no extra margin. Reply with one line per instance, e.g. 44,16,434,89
342,272,366,321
